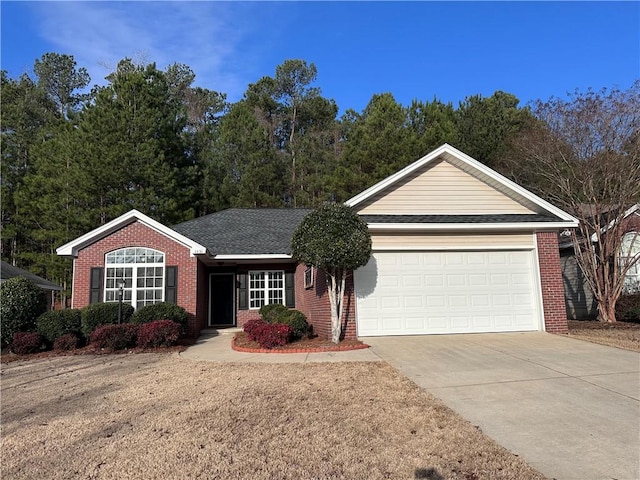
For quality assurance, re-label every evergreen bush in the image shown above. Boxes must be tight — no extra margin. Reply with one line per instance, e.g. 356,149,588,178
0,277,48,347
81,303,134,337
131,303,188,332
36,309,82,344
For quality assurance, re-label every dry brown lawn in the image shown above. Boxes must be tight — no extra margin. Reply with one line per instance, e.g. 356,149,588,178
568,320,640,352
1,353,545,480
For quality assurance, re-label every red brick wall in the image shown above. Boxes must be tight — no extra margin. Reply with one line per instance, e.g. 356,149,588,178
296,264,357,340
71,221,203,336
537,231,569,334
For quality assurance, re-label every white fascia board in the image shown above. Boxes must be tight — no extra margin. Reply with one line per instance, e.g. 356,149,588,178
56,209,207,258
345,143,579,224
213,254,293,260
366,221,578,231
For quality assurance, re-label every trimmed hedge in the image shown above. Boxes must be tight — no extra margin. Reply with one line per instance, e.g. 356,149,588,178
244,318,266,342
243,318,293,349
36,309,82,344
11,332,43,355
89,323,139,350
279,310,309,339
616,293,640,323
0,277,48,347
53,333,80,351
131,303,188,332
137,320,181,348
259,303,289,324
258,304,309,339
81,303,134,337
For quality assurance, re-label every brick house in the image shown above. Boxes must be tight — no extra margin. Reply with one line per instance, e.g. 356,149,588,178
57,144,578,338
560,203,640,319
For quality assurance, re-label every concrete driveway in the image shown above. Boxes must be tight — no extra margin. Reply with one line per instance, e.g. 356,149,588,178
363,332,640,480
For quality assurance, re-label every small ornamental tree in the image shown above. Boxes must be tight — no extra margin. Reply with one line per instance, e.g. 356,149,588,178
291,203,371,343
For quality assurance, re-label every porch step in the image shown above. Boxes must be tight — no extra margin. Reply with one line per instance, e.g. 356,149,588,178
200,327,242,337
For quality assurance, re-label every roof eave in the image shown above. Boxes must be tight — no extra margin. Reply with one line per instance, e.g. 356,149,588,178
366,221,579,231
212,254,293,260
56,209,207,258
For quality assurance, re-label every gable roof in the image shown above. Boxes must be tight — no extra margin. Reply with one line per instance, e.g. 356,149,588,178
172,208,313,258
56,210,207,258
1,261,63,291
346,143,579,228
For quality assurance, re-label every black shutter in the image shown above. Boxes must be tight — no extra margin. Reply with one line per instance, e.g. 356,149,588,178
89,267,103,304
285,272,295,308
238,273,248,310
165,266,178,304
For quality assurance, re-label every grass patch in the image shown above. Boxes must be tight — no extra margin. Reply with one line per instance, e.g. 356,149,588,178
568,320,640,352
1,354,544,479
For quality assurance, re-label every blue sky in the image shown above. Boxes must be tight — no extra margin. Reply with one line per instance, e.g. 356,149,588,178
2,1,638,114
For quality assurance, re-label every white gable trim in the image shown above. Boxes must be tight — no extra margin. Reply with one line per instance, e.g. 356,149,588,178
56,209,207,258
345,143,579,225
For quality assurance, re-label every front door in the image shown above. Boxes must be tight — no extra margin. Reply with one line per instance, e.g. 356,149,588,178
209,273,235,326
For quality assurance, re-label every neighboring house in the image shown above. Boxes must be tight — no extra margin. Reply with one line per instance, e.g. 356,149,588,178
1,261,63,309
57,144,578,338
560,204,640,319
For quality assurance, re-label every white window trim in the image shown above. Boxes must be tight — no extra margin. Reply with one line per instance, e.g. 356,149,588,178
104,248,165,309
248,270,285,310
620,231,640,294
304,266,314,289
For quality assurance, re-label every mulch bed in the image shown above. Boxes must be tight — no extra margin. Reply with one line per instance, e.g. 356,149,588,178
232,331,368,353
568,320,640,331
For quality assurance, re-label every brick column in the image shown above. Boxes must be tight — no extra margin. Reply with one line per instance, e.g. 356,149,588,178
536,231,569,334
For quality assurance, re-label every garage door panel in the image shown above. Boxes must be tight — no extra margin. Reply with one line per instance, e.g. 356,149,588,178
355,250,540,336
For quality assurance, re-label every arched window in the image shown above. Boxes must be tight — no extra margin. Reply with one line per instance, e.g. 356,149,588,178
105,248,165,308
620,232,640,294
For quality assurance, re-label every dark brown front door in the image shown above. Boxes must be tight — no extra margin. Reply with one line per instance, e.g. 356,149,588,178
210,274,235,326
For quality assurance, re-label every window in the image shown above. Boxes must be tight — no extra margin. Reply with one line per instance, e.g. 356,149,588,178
620,232,640,294
105,248,165,309
249,271,284,309
304,266,314,289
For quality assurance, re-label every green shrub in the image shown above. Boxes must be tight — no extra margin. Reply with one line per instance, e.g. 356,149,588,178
259,303,289,324
89,323,139,350
280,309,310,339
0,277,48,347
81,302,134,337
131,303,188,332
36,309,82,344
11,332,44,355
616,293,640,323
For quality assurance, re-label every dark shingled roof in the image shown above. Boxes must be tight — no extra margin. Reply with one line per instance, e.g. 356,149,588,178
172,208,313,256
172,209,563,256
360,214,563,224
1,261,63,291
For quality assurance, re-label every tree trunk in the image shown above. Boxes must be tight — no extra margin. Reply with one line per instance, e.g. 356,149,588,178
597,296,617,323
326,268,345,343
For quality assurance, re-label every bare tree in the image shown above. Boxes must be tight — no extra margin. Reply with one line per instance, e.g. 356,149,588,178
501,81,640,322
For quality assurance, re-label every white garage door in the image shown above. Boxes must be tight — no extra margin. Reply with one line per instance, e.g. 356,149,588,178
355,251,540,336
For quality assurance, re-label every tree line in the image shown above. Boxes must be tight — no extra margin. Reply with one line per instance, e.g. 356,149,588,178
2,53,638,320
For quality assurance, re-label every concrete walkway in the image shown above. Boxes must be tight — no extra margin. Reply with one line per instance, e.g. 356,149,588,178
179,330,383,363
363,332,640,480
